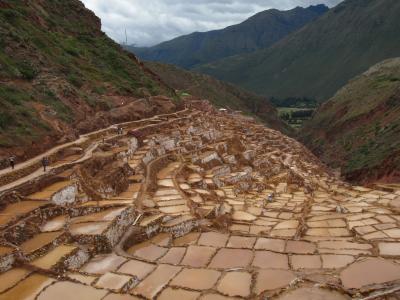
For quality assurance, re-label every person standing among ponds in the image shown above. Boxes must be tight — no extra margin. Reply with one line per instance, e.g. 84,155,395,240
42,156,49,172
9,156,15,170
268,192,275,202
264,193,274,206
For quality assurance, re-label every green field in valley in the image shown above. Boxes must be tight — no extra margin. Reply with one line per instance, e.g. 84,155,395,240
277,107,315,129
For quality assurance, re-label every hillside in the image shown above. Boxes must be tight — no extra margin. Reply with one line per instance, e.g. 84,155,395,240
300,58,400,184
0,0,179,164
2,96,400,300
145,62,291,134
127,5,328,69
196,0,400,101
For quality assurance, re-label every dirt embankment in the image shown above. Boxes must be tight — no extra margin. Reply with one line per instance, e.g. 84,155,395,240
347,149,400,186
0,96,179,170
76,96,178,134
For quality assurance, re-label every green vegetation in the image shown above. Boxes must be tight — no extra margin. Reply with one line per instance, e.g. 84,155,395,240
278,108,315,129
0,86,51,147
273,97,317,129
0,0,176,150
146,62,291,134
17,61,38,80
127,5,327,69
196,0,400,101
67,73,84,88
0,85,32,105
300,58,400,182
0,111,14,130
271,97,317,108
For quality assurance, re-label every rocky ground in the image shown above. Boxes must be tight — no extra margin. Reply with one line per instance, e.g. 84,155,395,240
0,100,399,300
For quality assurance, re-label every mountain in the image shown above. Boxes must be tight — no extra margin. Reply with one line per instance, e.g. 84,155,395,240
145,62,291,134
0,0,179,163
0,0,291,167
196,0,400,101
300,58,400,184
126,5,328,69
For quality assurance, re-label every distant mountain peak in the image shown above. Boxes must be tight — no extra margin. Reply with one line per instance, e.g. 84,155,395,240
307,4,329,13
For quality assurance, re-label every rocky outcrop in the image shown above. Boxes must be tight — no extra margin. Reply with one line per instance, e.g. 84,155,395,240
76,154,133,199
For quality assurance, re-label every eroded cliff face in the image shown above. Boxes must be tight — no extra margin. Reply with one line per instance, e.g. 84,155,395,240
0,0,179,165
0,101,399,299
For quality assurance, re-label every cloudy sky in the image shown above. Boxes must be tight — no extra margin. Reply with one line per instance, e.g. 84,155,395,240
81,0,343,47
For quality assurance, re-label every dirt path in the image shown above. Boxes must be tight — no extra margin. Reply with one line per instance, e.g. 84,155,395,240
0,109,186,184
0,137,87,177
0,109,188,177
0,109,188,190
0,141,101,193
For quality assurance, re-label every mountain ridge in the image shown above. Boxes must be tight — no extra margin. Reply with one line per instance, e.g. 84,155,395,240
144,61,291,134
126,4,328,69
300,57,400,184
195,0,400,101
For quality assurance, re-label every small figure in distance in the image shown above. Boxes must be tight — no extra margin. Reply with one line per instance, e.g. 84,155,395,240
263,192,274,208
268,192,274,203
42,156,49,172
9,156,15,170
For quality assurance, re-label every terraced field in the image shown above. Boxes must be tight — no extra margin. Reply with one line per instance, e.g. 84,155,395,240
0,101,399,299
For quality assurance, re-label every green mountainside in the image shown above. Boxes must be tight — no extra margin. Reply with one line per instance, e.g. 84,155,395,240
196,0,400,101
0,0,177,160
300,58,400,183
0,0,289,164
127,5,328,69
145,62,291,134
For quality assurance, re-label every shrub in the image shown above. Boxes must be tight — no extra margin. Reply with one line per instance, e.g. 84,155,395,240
93,85,106,95
0,85,31,105
17,62,38,80
2,9,20,23
67,73,84,88
0,111,14,129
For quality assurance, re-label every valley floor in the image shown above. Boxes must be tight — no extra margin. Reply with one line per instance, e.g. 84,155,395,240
0,101,399,299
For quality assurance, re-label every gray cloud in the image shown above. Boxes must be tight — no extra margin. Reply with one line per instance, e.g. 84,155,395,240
81,0,343,47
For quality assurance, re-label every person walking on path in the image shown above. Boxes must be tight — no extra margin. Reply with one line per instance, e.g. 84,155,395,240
9,156,15,170
42,157,49,172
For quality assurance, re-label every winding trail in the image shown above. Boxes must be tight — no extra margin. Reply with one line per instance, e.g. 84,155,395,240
0,109,188,193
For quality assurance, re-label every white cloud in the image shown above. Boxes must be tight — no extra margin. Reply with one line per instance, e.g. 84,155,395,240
81,0,343,47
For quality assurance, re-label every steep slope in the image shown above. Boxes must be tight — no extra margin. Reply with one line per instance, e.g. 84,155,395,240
127,5,328,69
300,58,400,184
145,62,291,134
196,0,400,101
3,99,400,300
0,0,178,163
